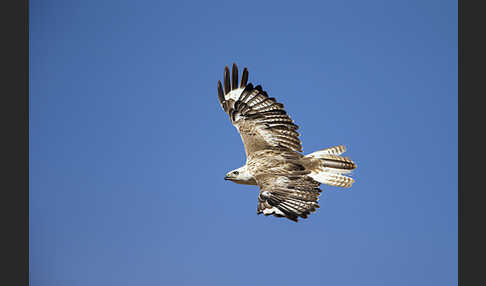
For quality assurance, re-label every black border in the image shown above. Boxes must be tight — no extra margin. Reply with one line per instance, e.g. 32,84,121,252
1,0,29,285
459,0,485,285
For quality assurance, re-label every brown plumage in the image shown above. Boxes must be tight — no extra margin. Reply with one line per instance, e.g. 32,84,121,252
219,63,357,222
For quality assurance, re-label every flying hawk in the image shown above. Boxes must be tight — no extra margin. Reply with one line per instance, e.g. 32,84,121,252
218,63,357,222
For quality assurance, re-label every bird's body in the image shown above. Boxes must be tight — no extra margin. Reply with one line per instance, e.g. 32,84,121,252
219,63,357,222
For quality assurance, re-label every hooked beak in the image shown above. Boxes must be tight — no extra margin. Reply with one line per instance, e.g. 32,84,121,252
224,175,230,180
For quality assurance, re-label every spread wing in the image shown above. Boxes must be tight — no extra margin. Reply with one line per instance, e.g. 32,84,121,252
253,151,322,222
217,63,303,157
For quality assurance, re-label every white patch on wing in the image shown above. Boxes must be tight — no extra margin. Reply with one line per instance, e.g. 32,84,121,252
263,207,285,216
225,88,244,101
275,176,290,185
233,113,241,122
258,127,280,146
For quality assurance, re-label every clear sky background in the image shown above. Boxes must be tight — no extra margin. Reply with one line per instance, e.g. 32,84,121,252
30,1,457,285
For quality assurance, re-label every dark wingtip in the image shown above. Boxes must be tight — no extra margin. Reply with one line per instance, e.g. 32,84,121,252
240,68,249,88
232,63,238,90
224,66,231,95
217,80,224,104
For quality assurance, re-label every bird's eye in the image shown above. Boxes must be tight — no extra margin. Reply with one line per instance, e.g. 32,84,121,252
233,171,239,175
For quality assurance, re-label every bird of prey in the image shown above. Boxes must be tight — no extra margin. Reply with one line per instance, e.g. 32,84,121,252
218,63,357,222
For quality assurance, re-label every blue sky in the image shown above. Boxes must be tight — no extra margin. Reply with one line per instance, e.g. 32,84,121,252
30,0,457,285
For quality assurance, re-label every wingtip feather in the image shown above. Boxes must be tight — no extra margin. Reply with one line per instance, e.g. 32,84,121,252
224,66,231,94
232,63,238,90
241,67,249,88
217,80,224,103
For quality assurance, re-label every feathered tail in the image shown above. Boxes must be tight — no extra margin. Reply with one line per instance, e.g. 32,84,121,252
305,145,357,188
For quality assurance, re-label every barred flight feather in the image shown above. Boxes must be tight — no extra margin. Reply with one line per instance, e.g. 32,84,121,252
217,63,303,154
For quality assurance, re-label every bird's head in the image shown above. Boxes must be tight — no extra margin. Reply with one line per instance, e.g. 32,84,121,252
224,165,257,185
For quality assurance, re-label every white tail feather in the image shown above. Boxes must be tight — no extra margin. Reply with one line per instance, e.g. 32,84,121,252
306,145,356,188
309,170,355,188
306,145,346,158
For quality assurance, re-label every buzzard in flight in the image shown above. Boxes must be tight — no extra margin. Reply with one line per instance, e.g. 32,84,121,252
218,63,357,222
